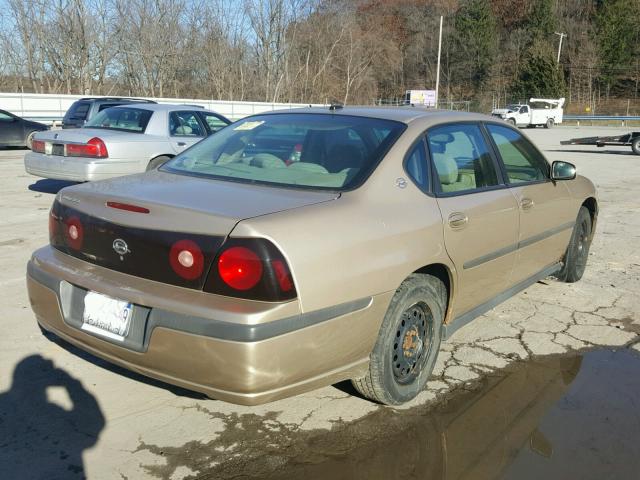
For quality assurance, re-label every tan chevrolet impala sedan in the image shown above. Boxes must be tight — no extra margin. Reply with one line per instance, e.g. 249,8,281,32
27,107,597,405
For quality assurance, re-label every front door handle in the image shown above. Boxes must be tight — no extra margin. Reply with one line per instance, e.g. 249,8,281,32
177,142,187,147
520,198,535,210
448,212,468,229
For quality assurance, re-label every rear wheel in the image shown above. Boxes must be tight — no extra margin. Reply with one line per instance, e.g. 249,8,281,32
146,155,171,171
556,206,592,283
352,274,446,405
545,118,554,129
631,137,640,155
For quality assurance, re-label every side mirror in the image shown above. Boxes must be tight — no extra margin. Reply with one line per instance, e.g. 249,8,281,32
551,161,576,181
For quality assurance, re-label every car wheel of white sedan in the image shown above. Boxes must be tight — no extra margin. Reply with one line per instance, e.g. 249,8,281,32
352,274,446,405
146,156,171,171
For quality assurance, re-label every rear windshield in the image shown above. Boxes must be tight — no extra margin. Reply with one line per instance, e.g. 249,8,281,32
64,101,90,121
162,113,406,190
85,107,152,133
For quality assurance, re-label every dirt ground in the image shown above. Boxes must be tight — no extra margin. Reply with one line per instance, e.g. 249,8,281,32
0,125,638,479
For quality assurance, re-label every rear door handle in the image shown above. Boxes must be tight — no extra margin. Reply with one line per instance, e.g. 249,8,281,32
177,142,187,147
448,212,468,229
520,198,535,210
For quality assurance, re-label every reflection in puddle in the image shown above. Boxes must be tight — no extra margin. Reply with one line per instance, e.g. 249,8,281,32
265,349,640,480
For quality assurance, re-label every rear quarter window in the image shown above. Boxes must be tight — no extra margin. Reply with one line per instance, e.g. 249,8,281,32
65,102,90,120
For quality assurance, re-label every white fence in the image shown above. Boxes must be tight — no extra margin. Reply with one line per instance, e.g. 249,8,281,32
0,92,322,124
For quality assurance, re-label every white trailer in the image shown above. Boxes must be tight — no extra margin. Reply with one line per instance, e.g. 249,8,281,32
492,98,565,128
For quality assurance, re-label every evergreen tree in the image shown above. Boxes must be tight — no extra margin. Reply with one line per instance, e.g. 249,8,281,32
511,40,566,100
453,0,497,89
596,0,640,94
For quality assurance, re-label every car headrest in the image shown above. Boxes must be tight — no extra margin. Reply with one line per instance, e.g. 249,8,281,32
433,153,458,185
175,125,192,135
324,144,364,173
250,153,286,169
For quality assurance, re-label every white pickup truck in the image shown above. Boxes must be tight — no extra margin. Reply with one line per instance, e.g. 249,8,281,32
492,98,565,128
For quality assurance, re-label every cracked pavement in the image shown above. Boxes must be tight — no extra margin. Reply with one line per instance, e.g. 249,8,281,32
1,126,639,479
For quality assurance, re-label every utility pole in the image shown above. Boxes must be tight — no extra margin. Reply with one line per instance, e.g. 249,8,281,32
435,15,443,108
554,32,567,65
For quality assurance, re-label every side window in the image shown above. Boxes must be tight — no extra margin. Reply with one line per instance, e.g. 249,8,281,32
200,112,228,133
520,106,529,114
427,124,500,194
486,124,548,183
0,112,14,122
169,111,205,137
405,139,428,190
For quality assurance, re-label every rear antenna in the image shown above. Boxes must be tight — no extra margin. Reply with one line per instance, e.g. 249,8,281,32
329,103,343,111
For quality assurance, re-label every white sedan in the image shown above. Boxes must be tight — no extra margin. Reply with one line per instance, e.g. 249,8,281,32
24,103,230,181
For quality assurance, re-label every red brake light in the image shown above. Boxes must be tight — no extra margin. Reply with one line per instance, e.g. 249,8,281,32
169,239,204,280
66,137,108,158
218,247,263,290
64,216,83,250
106,201,150,213
32,139,45,153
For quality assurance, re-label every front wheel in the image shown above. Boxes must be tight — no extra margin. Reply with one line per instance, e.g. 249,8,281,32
352,274,446,405
508,118,516,126
556,206,592,283
631,137,640,155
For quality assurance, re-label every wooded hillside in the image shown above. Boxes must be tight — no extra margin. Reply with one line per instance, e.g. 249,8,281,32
1,0,638,114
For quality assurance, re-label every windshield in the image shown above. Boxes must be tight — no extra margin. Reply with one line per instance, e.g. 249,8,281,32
85,107,152,133
506,104,521,111
162,113,406,190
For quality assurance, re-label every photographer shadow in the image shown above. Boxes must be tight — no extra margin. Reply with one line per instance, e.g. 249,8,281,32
0,355,105,478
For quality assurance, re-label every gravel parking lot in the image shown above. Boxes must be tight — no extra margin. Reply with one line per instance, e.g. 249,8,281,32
1,126,639,479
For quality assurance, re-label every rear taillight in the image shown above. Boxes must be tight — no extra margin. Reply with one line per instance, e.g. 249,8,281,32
218,247,263,290
169,239,204,280
32,139,45,153
66,137,108,158
64,216,84,250
204,238,296,301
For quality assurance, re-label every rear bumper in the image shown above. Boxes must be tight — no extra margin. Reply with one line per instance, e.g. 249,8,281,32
24,151,142,181
27,246,389,405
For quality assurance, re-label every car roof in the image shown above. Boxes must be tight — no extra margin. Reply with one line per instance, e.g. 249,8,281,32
257,106,493,126
108,103,216,113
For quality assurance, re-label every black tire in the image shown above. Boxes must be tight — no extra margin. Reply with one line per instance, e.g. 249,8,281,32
25,130,38,149
146,155,171,171
631,137,640,155
544,118,554,129
351,274,446,405
556,206,592,283
508,118,516,126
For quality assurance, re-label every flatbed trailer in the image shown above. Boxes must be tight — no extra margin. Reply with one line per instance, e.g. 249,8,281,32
561,131,640,155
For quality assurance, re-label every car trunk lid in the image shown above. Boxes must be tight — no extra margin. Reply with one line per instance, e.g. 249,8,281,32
51,171,338,289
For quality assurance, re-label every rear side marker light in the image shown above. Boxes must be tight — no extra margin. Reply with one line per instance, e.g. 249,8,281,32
106,202,150,213
271,259,294,292
169,239,204,280
218,246,264,291
64,216,84,250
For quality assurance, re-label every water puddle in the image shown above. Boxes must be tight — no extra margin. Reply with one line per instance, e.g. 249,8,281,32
262,348,640,480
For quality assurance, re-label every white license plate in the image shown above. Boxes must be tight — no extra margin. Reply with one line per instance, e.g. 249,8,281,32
45,142,53,155
82,291,133,342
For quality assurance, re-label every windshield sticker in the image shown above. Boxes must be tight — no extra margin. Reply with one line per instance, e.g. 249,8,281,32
234,121,264,131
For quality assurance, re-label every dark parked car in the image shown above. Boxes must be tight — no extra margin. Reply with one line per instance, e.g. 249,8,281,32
0,109,48,148
62,97,156,129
